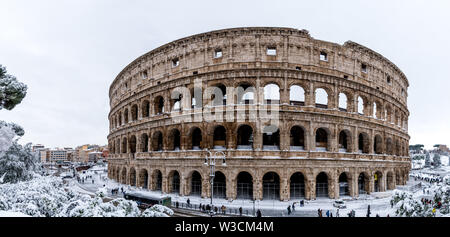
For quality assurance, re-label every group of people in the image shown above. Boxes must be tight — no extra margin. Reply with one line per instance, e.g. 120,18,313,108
317,208,340,217
286,200,306,215
111,187,123,195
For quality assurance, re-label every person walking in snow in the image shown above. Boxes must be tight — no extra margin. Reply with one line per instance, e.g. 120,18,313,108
187,198,190,207
257,209,262,217
292,203,295,212
336,209,339,217
287,205,291,215
366,205,371,217
326,210,330,217
239,207,243,216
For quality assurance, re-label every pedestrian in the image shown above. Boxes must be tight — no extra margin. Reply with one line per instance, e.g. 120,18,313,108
318,208,321,217
367,205,371,217
239,207,243,216
301,200,304,207
352,209,355,217
326,210,330,217
176,201,179,208
287,206,291,215
214,206,218,214
257,209,262,217
292,203,295,211
376,214,379,217
330,212,333,217
432,208,436,217
187,198,190,207
221,205,226,214
336,209,339,217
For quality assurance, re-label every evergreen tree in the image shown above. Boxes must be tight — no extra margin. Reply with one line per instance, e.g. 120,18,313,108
0,65,27,111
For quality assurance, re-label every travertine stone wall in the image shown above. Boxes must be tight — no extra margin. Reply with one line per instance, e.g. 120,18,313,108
107,27,410,201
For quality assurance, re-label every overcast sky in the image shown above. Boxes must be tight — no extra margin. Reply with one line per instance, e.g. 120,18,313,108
0,0,449,149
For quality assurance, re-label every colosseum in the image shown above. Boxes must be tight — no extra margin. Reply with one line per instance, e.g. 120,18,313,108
107,27,411,201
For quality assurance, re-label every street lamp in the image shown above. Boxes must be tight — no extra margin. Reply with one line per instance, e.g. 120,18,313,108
204,150,226,217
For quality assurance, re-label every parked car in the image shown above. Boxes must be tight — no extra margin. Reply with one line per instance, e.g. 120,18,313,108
333,200,346,209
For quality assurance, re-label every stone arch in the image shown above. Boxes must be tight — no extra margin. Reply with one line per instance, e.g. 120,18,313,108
338,129,352,152
213,171,227,199
374,171,383,192
116,139,120,154
129,167,137,186
168,170,181,194
386,171,395,190
374,134,383,154
237,124,254,149
213,125,227,149
131,104,138,121
140,133,149,152
315,172,329,198
168,128,181,151
263,125,280,150
262,171,280,200
263,83,280,104
138,168,149,189
358,172,370,195
189,170,202,196
386,137,394,155
315,127,330,151
338,92,348,111
189,127,202,150
154,96,165,114
129,135,137,154
151,169,163,191
338,172,350,196
151,131,163,151
236,171,253,200
290,172,306,199
121,137,128,154
289,85,305,105
120,167,127,184
141,100,150,118
315,88,328,108
236,83,255,104
358,132,370,154
290,125,306,150
124,108,129,123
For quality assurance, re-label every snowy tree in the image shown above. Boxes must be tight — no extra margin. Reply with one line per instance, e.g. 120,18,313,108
0,65,27,111
433,153,441,167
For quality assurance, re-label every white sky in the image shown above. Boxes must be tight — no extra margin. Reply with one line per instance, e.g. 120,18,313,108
0,0,449,149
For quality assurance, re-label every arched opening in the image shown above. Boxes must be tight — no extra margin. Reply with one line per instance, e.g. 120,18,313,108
290,85,305,106
357,96,364,115
374,135,383,154
237,125,253,149
154,96,164,115
374,171,382,192
213,126,226,149
121,168,127,184
212,84,227,106
169,129,181,151
169,171,180,194
386,138,393,155
395,139,400,156
338,130,351,152
236,172,253,200
152,131,163,151
358,173,369,194
131,105,138,121
171,91,182,111
316,172,329,198
213,171,226,199
387,171,394,190
358,133,370,154
290,172,305,199
153,170,162,191
395,171,401,186
129,135,137,154
191,127,202,150
190,171,202,196
121,138,127,154
119,114,122,125
237,84,255,104
116,140,120,154
315,128,328,151
315,88,328,109
142,100,150,118
141,133,149,152
338,93,348,111
264,83,280,104
138,169,148,189
124,109,129,123
262,172,280,200
263,125,280,150
191,87,202,109
290,126,305,150
129,168,136,186
339,173,350,196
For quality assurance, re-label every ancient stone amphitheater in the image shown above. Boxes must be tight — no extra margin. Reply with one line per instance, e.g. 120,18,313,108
107,27,410,201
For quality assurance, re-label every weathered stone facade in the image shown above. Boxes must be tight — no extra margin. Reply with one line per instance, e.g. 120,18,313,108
107,27,411,201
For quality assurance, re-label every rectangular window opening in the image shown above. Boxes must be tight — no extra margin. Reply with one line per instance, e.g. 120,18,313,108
320,51,328,61
172,58,179,67
361,64,367,73
214,49,222,58
267,47,277,56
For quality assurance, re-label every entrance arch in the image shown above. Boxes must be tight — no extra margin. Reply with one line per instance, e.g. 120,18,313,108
213,171,226,199
339,173,350,196
358,173,369,194
262,172,280,200
290,172,305,199
213,126,226,149
138,169,148,189
190,171,202,196
237,125,253,149
316,172,329,198
236,172,253,200
290,126,305,150
168,170,180,194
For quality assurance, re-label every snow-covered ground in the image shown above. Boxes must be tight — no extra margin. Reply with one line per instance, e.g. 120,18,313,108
70,164,450,217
